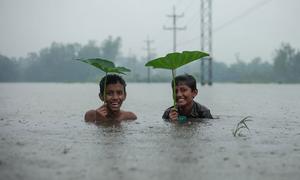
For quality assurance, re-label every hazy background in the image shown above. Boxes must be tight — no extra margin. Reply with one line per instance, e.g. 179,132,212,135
1,0,299,63
0,0,300,82
1,2,300,178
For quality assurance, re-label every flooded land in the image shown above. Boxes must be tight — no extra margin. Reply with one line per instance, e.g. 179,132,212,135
1,83,300,180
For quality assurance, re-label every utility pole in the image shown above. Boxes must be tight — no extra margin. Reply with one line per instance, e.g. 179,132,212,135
164,5,186,77
144,36,154,83
200,0,213,86
163,6,186,52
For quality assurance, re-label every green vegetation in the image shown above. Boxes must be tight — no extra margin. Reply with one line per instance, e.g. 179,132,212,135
0,37,299,83
145,51,209,107
233,116,252,137
77,58,130,75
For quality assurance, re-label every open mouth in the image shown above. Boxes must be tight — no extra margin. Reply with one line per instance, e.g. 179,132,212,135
110,102,120,108
177,98,186,104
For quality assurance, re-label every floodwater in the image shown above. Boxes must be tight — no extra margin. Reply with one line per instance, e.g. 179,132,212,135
0,83,300,180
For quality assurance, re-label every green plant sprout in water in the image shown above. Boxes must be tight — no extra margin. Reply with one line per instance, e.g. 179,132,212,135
233,116,252,137
145,51,209,123
77,58,130,103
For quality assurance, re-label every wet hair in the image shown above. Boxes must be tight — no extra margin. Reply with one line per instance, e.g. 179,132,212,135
99,74,126,97
171,74,197,91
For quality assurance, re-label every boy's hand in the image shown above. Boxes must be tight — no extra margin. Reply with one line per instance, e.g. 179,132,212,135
95,104,109,121
169,108,178,122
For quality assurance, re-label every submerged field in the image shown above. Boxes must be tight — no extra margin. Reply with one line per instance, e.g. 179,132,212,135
1,83,300,180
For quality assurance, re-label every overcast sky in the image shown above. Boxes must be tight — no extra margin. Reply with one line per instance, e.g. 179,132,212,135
0,0,299,64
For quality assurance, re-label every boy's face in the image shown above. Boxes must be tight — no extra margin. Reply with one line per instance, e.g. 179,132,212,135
100,82,126,112
175,83,197,108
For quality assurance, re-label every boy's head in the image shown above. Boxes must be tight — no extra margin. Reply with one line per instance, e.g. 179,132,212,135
99,74,127,111
171,74,198,107
172,74,197,91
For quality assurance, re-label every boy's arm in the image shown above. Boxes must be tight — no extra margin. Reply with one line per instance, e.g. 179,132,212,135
95,105,109,122
84,105,109,122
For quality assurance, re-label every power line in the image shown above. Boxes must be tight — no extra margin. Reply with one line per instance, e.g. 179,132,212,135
179,0,198,14
177,0,274,47
174,0,200,32
214,0,274,32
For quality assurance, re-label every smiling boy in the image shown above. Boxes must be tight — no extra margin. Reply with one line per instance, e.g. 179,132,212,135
85,74,137,123
162,74,213,122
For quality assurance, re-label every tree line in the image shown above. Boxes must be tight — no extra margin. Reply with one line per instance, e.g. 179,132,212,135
1,36,299,83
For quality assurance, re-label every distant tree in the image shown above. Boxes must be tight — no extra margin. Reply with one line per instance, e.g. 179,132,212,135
212,61,230,82
228,60,248,82
0,54,18,81
290,52,300,82
273,43,300,83
246,57,273,82
77,40,100,58
100,36,121,60
117,55,145,82
17,52,39,81
273,43,293,82
2,39,299,83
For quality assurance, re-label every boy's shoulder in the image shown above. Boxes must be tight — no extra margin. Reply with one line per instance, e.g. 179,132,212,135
193,101,210,111
191,101,213,119
84,109,97,122
120,110,137,121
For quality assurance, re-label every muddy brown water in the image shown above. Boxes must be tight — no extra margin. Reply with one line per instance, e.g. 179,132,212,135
1,83,300,180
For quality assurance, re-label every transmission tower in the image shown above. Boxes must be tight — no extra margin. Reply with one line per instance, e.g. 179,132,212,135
200,0,213,86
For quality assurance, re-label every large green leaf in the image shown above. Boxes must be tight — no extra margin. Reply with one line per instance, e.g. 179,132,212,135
145,50,209,110
145,51,209,70
77,58,131,74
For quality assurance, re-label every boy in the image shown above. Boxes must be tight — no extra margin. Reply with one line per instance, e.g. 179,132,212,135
85,74,137,123
162,74,213,122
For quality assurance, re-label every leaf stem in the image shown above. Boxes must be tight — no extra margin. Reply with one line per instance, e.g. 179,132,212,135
172,69,176,109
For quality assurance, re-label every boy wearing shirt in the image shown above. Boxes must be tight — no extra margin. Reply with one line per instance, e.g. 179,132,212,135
162,74,213,122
